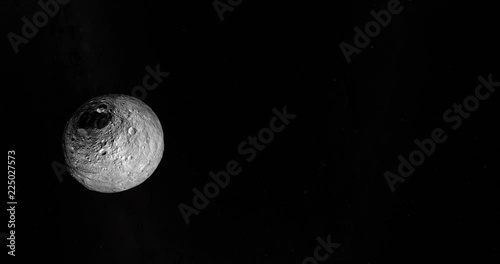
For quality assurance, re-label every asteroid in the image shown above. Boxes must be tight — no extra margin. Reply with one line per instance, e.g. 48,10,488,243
62,94,164,193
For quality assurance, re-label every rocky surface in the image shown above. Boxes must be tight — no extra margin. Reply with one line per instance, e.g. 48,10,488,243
62,94,164,193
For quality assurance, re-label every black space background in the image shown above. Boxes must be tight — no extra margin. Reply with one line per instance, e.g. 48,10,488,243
1,0,499,263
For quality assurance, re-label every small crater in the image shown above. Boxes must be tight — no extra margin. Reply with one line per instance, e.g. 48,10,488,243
99,149,107,155
96,104,108,113
128,127,136,135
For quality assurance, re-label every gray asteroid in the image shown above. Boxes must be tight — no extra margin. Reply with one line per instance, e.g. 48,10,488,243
62,94,164,193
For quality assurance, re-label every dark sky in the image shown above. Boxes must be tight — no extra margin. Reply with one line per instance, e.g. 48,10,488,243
2,0,499,263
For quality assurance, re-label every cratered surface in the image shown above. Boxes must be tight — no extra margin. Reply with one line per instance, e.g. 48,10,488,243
62,94,164,193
